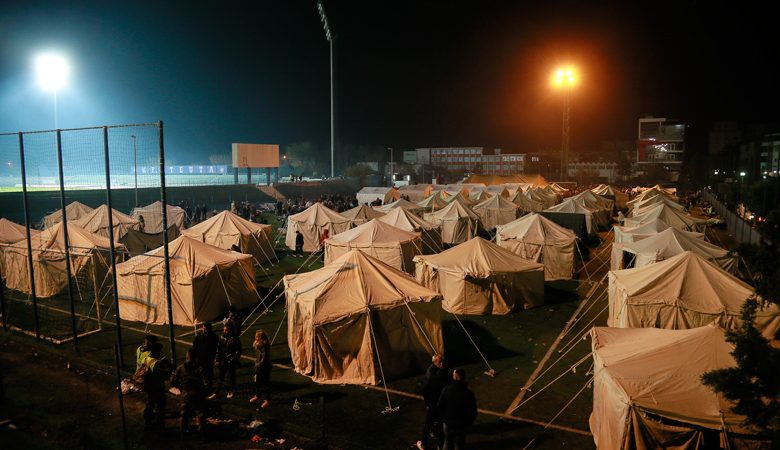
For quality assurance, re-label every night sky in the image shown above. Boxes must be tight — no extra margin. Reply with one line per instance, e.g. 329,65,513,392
1,0,778,164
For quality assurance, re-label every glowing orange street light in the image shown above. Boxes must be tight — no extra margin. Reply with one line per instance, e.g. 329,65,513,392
552,66,577,179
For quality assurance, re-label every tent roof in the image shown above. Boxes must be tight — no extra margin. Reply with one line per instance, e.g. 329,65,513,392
624,203,709,230
615,218,671,236
0,218,39,244
416,191,450,210
630,195,685,214
182,210,271,240
445,192,476,207
424,199,479,220
341,204,386,222
117,234,250,279
18,221,118,255
414,237,543,277
43,201,94,225
610,251,753,314
510,190,544,210
469,190,493,203
496,213,576,244
373,198,425,213
591,324,746,429
377,207,437,231
621,227,728,260
473,192,518,213
284,249,441,324
398,184,432,192
544,198,593,214
328,219,419,244
74,204,139,229
288,202,350,226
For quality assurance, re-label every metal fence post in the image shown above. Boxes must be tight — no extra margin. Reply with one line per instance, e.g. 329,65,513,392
103,127,124,366
55,129,79,348
18,132,40,339
158,121,177,364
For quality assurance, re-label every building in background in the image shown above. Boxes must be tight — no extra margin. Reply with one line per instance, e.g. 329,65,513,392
636,116,686,180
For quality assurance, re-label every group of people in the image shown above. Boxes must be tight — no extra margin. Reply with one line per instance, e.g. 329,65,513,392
276,194,358,219
134,306,273,437
417,355,478,450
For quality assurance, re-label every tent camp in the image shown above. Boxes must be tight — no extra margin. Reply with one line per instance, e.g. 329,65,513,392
570,191,613,227
510,190,545,213
622,203,710,232
414,237,545,314
284,202,351,252
496,213,577,280
397,184,433,202
355,186,400,205
324,219,422,273
372,198,425,215
117,235,256,326
484,185,510,198
590,325,770,450
423,200,480,245
525,188,557,209
119,227,180,256
463,174,548,187
0,218,40,279
181,210,276,264
73,204,141,242
416,191,450,212
591,185,629,209
284,249,443,385
341,203,386,226
472,193,519,230
42,201,94,229
469,189,493,204
608,251,780,339
131,201,187,233
378,207,442,254
2,222,119,298
610,227,735,272
445,192,477,207
628,193,685,215
542,199,597,240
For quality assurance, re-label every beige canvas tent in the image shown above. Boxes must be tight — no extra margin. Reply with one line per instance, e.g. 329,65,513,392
423,200,480,245
117,235,256,326
324,219,422,273
622,202,710,232
510,190,545,213
496,213,577,280
373,198,425,215
628,193,685,215
543,198,598,240
416,191,450,212
590,325,770,450
608,251,779,339
285,249,444,385
42,201,94,229
591,185,629,209
73,204,141,242
469,190,493,204
378,207,442,254
397,184,433,202
613,218,675,243
0,218,40,280
414,237,545,315
341,204,386,226
484,185,510,198
285,202,351,252
472,193,519,230
2,222,119,298
610,227,735,272
131,201,187,233
355,186,400,205
181,210,276,264
525,188,557,209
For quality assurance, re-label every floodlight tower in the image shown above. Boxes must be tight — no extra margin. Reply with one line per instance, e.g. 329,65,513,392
318,0,335,178
552,66,577,180
35,54,70,129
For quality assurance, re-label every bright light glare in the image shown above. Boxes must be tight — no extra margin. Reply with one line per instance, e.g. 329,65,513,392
35,54,70,92
552,66,577,88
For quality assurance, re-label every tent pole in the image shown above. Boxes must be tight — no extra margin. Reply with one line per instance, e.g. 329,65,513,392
18,132,41,339
92,256,102,329
55,129,79,350
158,121,177,365
103,126,124,366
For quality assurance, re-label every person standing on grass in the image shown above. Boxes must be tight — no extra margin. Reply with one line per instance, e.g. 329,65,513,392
170,348,207,438
294,230,304,257
192,322,218,394
142,342,171,432
214,324,242,399
416,354,450,450
438,368,477,450
249,330,272,408
224,305,242,337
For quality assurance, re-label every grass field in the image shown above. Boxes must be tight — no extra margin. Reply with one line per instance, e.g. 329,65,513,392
0,211,613,449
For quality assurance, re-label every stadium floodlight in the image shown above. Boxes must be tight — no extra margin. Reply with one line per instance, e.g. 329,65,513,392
317,0,335,178
35,53,70,129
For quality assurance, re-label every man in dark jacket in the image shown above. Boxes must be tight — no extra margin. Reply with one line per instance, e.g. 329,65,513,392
417,354,450,450
170,348,207,437
214,324,242,399
294,230,304,257
142,342,172,432
192,322,218,395
437,368,477,450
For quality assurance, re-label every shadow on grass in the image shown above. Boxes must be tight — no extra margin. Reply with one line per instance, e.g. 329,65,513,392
544,280,580,305
442,318,520,367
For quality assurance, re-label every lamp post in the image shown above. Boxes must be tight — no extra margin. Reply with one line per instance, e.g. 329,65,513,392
131,135,138,206
387,147,394,187
317,0,335,179
35,54,70,129
552,66,577,180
